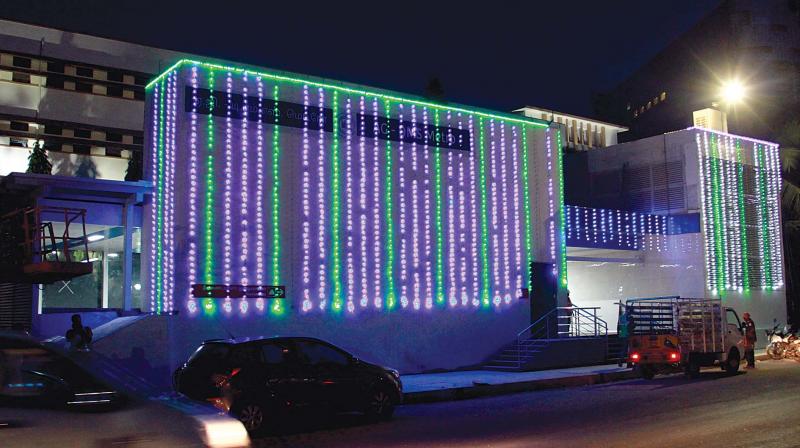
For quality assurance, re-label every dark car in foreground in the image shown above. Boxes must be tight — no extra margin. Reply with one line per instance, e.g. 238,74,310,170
0,332,250,448
173,336,402,433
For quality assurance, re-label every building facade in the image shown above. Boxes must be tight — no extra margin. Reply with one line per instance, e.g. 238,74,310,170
594,0,800,142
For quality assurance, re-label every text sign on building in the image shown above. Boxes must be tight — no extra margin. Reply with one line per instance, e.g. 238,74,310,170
186,86,470,151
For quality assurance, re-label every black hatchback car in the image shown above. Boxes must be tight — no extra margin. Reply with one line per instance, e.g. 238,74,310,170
173,336,402,433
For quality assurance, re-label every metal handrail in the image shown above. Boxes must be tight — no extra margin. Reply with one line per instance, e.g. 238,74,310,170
514,306,608,367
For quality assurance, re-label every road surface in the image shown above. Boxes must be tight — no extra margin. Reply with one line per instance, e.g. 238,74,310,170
254,360,800,448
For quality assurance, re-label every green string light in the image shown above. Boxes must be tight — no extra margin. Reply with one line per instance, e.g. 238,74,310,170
735,139,750,291
331,90,343,313
384,99,396,310
478,118,490,307
521,124,533,292
556,130,568,287
756,144,773,288
204,68,215,286
271,84,284,315
156,78,165,313
433,109,445,305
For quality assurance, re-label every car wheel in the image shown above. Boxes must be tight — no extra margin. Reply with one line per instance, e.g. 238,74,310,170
365,387,395,421
638,365,655,380
723,349,740,375
233,401,265,434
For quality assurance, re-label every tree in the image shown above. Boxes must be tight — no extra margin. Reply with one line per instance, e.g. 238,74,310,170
26,141,52,175
424,77,445,101
125,151,143,182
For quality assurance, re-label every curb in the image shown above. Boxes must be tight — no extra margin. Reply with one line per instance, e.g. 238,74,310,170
403,369,640,404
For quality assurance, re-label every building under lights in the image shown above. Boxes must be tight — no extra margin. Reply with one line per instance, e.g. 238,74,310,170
141,60,568,374
562,124,787,332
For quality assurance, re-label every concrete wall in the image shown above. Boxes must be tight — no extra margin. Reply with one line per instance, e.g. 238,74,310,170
140,62,564,374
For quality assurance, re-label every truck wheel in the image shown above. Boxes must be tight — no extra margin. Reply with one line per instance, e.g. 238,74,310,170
684,361,700,378
723,349,740,375
639,365,655,380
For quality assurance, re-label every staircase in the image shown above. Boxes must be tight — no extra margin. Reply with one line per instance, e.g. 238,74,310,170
484,307,608,371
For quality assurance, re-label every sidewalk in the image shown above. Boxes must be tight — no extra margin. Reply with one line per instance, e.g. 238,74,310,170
402,364,638,404
402,349,769,404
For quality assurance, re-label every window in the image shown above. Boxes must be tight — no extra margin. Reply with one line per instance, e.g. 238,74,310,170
107,70,123,83
134,75,149,86
134,89,145,101
133,135,143,145
261,342,292,365
294,340,350,367
47,61,65,73
75,82,92,93
188,343,231,367
74,128,91,139
106,132,122,142
46,75,64,89
106,84,123,97
12,72,30,84
72,144,90,155
12,56,31,69
44,125,63,135
9,138,26,147
75,66,93,78
10,121,29,132
228,345,262,367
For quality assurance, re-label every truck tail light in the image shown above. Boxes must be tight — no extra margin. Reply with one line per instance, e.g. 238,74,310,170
630,352,640,362
669,352,680,362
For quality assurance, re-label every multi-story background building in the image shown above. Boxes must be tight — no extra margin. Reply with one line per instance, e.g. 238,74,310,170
594,0,800,142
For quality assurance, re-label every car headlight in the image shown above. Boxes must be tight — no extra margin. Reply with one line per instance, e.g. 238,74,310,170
195,414,250,448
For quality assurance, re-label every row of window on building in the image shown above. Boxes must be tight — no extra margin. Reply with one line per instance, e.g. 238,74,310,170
0,52,150,101
0,118,142,159
628,91,667,119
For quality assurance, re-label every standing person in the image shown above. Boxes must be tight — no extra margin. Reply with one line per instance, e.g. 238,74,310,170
742,312,757,369
65,314,93,351
617,305,634,367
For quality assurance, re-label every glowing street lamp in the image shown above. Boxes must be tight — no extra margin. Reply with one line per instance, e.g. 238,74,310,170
720,80,746,104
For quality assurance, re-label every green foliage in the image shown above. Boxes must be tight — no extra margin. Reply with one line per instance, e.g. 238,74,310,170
26,142,52,175
124,151,143,182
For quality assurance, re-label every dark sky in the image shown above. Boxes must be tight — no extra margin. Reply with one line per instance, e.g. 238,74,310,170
1,0,721,117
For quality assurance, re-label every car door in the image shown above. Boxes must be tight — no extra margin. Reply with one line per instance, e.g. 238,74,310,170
260,340,313,409
293,340,361,411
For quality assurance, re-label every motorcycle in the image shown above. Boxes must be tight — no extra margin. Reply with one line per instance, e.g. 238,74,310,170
766,321,798,360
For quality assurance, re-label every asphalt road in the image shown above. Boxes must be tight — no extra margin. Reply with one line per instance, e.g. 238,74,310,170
254,360,800,448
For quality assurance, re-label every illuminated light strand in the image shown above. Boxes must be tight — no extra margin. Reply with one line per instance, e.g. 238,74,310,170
510,125,522,295
359,97,369,308
149,83,159,313
697,132,715,291
345,97,355,313
478,118,491,306
204,68,215,288
767,143,783,286
755,144,771,287
147,60,550,131
446,111,457,307
331,91,342,312
163,76,173,313
301,85,312,312
489,120,501,307
255,77,265,312
164,73,178,313
411,105,421,310
317,88,327,310
723,136,741,288
457,114,469,306
735,138,749,290
384,99,396,310
240,74,250,291
398,104,409,309
469,115,479,307
521,125,533,293
710,134,726,291
256,78,265,288
546,130,555,277
223,72,233,290
222,72,234,313
556,130,567,287
372,98,382,309
433,109,445,305
499,123,511,304
271,84,282,314
717,136,732,288
423,107,432,309
155,79,165,313
187,67,199,314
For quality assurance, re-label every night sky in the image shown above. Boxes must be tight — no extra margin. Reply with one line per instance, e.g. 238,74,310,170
2,0,721,117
